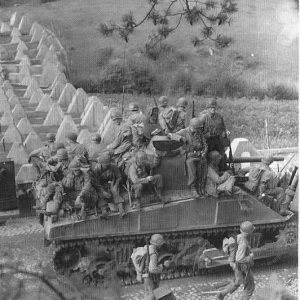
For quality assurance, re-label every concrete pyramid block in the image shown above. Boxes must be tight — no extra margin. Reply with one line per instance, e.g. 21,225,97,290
42,49,59,67
50,80,65,99
8,95,21,107
43,103,65,126
15,49,26,60
67,88,89,114
30,21,40,35
29,88,44,105
7,142,28,165
17,117,35,135
0,88,7,101
80,101,108,128
10,12,21,27
23,132,43,153
11,27,21,37
19,63,31,77
0,99,10,113
56,115,79,144
50,72,67,90
16,164,38,184
57,83,76,107
1,110,16,126
19,56,31,68
21,74,32,85
47,35,62,51
41,63,60,86
12,104,26,119
6,89,15,99
77,129,91,144
11,35,21,44
35,94,53,112
80,96,102,118
98,109,120,145
1,22,11,34
18,15,32,34
30,27,45,43
37,35,49,50
2,80,13,92
1,125,23,143
17,40,28,52
36,44,49,60
23,77,39,98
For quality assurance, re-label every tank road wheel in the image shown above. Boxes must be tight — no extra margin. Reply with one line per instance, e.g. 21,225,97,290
53,246,81,274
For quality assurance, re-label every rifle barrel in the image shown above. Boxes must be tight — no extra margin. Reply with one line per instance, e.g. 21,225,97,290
228,156,284,163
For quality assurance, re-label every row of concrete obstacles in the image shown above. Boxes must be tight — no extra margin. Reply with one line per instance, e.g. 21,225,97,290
0,11,119,185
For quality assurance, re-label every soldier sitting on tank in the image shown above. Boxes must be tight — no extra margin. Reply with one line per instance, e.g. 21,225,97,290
128,151,164,210
168,117,208,199
173,97,188,132
87,133,105,161
28,133,59,179
202,99,230,170
92,153,126,219
61,160,104,220
245,154,285,213
206,151,243,198
65,132,89,163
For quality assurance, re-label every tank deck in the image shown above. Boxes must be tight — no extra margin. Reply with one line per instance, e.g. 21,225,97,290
45,192,286,241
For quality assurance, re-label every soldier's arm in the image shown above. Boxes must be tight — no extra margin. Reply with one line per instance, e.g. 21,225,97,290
107,129,122,149
168,129,186,142
158,112,169,132
207,166,231,184
62,172,74,189
235,242,253,264
259,171,270,194
149,253,163,274
201,133,208,157
128,165,149,185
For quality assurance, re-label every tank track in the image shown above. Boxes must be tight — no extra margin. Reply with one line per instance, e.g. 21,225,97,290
51,220,292,286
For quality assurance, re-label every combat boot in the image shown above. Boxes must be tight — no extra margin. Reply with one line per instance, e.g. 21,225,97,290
100,205,109,220
190,184,200,200
216,292,225,300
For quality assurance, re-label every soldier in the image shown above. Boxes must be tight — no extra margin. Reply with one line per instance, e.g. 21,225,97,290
258,154,285,212
143,234,171,300
65,132,89,161
62,160,102,220
206,151,242,197
217,221,255,300
174,97,188,132
88,133,105,160
169,117,208,199
202,99,230,170
128,151,163,210
92,153,126,218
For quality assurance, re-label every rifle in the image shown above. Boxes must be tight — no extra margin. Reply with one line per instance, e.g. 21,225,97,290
227,135,234,174
192,100,195,118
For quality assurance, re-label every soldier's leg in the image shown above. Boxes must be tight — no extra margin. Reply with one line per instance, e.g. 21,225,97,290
186,157,200,198
132,183,143,210
150,174,165,203
35,182,56,209
144,277,155,300
198,158,208,196
111,184,126,218
242,269,255,300
266,187,285,211
74,196,86,220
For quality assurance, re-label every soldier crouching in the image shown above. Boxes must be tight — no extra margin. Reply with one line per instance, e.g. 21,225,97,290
128,151,163,210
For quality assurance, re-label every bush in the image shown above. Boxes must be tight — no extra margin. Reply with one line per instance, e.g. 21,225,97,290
266,83,298,100
96,46,114,68
169,69,194,95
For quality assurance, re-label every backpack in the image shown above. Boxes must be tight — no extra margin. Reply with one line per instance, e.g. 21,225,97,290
162,107,180,131
131,246,148,282
244,167,265,193
222,236,237,262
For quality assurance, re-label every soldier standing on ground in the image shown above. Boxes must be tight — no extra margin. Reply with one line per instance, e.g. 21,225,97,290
202,99,230,170
143,234,171,300
217,221,255,300
169,117,208,199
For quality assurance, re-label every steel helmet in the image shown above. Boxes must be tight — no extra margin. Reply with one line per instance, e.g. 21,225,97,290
206,99,217,108
240,221,255,234
69,160,82,170
261,154,274,165
97,153,111,165
150,234,165,246
189,117,203,129
65,132,78,141
52,142,65,152
110,109,123,120
176,97,188,107
46,133,56,142
127,102,139,112
91,133,101,143
56,149,68,161
158,96,169,106
208,150,222,162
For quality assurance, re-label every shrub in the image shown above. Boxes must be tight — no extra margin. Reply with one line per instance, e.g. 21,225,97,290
169,69,194,95
266,83,298,100
96,46,114,67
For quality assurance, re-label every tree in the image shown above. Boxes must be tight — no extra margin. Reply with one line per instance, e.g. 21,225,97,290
99,0,238,52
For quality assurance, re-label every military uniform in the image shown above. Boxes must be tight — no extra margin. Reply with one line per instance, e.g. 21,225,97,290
88,142,105,160
66,142,88,161
172,127,208,194
173,107,187,132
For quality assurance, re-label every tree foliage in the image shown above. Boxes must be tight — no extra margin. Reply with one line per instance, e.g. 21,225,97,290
99,0,238,50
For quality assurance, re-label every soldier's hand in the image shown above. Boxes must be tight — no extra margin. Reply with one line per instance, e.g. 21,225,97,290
163,260,171,268
229,262,236,268
226,130,231,137
147,176,153,182
249,253,254,259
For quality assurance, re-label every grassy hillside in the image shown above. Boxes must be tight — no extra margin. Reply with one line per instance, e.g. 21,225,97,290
6,0,298,93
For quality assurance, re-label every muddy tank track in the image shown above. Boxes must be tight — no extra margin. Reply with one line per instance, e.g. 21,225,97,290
52,220,296,286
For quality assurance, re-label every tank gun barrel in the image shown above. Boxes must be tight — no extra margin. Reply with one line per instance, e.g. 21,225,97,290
228,156,284,163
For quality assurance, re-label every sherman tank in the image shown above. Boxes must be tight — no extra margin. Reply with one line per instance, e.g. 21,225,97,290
34,143,298,286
